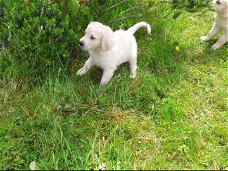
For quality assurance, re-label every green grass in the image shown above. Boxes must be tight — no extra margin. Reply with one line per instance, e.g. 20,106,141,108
0,2,227,170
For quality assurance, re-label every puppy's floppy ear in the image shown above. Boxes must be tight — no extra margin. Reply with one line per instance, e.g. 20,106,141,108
101,25,115,51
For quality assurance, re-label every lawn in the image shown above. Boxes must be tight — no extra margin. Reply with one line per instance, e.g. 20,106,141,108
0,1,227,170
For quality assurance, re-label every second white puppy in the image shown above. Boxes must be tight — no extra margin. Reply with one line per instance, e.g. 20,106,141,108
77,21,151,86
200,0,228,50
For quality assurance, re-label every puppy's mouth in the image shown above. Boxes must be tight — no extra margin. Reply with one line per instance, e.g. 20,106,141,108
212,4,221,11
80,47,88,51
79,45,91,51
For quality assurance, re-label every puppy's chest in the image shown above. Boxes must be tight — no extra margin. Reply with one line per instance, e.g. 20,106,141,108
215,15,228,30
92,55,119,69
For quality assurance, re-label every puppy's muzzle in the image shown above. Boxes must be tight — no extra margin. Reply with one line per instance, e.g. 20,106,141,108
79,41,84,47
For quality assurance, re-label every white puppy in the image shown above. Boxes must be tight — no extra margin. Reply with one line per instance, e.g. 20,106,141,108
77,21,151,86
201,0,228,50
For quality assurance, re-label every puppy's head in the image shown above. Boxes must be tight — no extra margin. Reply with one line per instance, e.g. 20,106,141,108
79,22,115,52
213,0,228,17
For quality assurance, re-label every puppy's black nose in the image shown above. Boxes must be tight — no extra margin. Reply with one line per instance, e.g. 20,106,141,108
79,41,84,46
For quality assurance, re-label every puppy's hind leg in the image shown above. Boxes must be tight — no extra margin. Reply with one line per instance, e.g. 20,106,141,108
129,45,138,79
129,57,137,79
201,24,220,41
212,32,228,50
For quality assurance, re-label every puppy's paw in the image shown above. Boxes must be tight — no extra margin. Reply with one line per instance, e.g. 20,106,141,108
211,43,221,50
76,67,87,76
200,36,210,41
130,72,136,79
100,81,108,87
99,84,106,89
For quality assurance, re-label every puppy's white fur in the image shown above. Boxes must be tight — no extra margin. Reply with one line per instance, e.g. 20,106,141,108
77,21,151,86
201,0,228,50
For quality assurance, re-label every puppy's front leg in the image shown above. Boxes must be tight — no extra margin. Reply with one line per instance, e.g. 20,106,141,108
212,32,228,50
201,24,220,41
77,57,94,76
100,68,115,86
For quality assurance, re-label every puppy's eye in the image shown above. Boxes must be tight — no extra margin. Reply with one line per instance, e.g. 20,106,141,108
216,1,221,4
90,35,96,40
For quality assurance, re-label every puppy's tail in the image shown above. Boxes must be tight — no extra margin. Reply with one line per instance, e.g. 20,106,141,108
127,22,151,35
